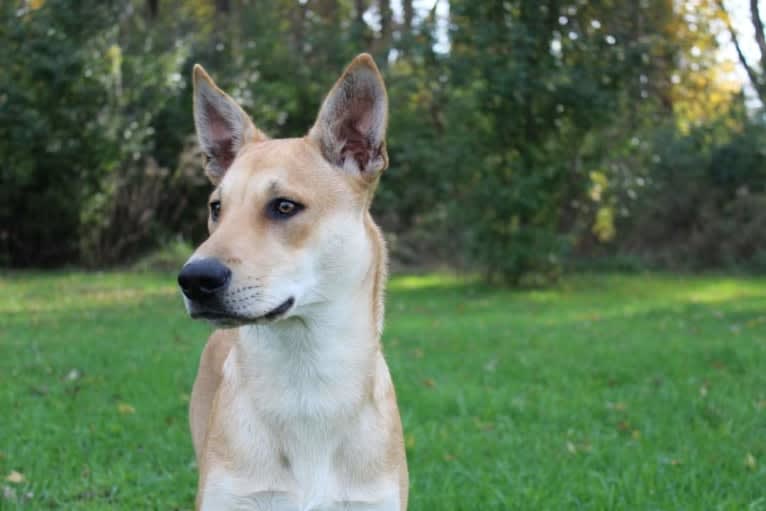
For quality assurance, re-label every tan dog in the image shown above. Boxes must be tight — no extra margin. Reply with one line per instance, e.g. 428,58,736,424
177,54,408,510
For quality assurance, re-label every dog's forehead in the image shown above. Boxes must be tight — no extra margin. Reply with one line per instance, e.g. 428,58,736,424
220,137,343,197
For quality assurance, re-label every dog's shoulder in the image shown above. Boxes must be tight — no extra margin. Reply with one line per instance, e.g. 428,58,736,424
200,329,236,378
190,328,237,461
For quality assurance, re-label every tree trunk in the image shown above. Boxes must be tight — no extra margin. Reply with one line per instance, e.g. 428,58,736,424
376,0,392,65
290,1,308,53
403,0,414,30
717,0,766,105
354,0,372,50
316,0,339,25
215,0,230,14
146,0,158,20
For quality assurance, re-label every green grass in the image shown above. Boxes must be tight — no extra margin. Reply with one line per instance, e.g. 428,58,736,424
1,271,765,510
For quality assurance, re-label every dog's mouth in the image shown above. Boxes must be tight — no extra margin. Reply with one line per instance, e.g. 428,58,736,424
190,297,295,327
262,297,295,320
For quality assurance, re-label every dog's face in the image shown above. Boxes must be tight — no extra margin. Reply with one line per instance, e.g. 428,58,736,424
178,55,388,327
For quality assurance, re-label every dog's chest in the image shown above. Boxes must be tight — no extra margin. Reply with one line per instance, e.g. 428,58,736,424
202,415,398,511
200,354,399,510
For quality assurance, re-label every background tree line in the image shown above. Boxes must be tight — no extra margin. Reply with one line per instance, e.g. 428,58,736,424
2,0,765,283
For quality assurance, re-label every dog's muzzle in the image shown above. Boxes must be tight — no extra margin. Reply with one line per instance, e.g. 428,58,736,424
178,258,295,326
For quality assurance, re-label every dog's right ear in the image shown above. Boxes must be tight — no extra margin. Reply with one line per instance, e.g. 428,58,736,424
193,64,267,184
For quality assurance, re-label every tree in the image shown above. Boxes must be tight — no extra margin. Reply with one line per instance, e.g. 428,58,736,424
717,0,766,105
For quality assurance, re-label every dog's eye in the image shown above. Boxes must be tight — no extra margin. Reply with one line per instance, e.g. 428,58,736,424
209,200,221,221
268,198,303,219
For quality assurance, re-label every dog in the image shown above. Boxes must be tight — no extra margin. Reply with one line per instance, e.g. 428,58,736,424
177,54,408,510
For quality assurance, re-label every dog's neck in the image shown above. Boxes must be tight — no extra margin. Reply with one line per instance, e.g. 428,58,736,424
233,226,385,420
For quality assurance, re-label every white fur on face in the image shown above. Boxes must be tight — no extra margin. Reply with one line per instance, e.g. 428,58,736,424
228,212,370,324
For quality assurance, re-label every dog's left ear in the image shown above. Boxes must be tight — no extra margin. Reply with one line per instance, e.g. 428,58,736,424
309,54,388,180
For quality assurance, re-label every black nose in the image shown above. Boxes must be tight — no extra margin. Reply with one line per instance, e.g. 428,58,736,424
177,258,232,301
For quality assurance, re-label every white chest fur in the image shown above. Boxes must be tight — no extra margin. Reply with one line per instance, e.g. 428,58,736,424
199,319,401,511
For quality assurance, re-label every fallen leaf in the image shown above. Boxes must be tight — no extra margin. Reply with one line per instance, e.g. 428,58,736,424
422,378,435,388
117,402,135,415
745,453,757,470
5,471,24,484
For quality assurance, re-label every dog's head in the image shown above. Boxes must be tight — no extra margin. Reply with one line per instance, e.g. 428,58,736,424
178,54,388,327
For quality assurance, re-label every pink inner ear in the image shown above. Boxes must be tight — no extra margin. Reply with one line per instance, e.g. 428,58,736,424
205,103,235,171
339,119,375,171
337,97,377,171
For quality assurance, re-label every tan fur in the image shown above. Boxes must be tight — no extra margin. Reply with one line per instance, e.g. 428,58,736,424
184,54,407,510
190,329,235,459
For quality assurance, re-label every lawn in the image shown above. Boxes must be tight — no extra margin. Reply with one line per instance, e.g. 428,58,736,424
1,271,765,510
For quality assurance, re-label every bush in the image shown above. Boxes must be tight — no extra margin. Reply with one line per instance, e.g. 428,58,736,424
0,0,196,266
0,1,119,265
132,237,195,273
614,119,766,270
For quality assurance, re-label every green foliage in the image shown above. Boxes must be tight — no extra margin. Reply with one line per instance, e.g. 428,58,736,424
613,117,766,270
0,1,120,265
0,0,762,281
0,0,193,266
443,0,631,283
2,271,766,508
